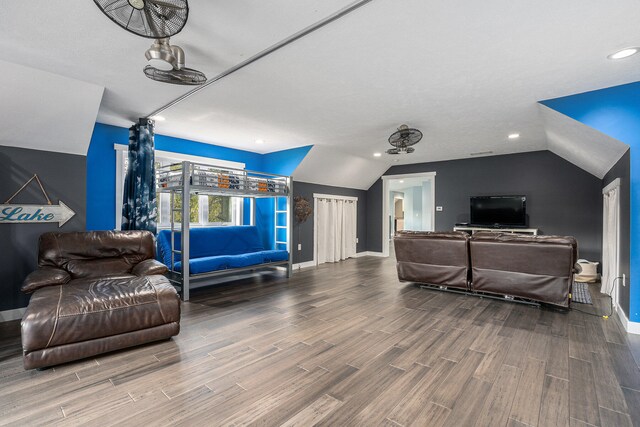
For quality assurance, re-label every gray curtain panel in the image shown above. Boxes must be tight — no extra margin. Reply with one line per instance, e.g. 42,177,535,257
122,118,158,233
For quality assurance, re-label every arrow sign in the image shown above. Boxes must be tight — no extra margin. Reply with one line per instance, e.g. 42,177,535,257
0,201,76,227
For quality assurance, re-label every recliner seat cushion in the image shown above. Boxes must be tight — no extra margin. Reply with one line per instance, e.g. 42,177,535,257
21,275,180,352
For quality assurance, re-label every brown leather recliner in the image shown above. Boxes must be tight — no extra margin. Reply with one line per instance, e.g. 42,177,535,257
21,231,181,370
394,231,470,290
469,232,577,307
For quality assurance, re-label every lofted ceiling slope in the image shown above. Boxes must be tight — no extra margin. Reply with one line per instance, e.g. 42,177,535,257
539,104,629,179
1,1,640,184
0,60,104,155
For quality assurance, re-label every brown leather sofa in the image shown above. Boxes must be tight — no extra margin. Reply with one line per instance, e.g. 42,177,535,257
469,232,577,307
394,231,470,290
21,231,181,370
394,230,577,307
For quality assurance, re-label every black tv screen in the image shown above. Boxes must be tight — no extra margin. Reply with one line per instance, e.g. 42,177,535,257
470,195,527,227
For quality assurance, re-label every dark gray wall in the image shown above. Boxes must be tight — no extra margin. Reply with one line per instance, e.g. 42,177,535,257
292,181,367,264
603,149,630,317
0,146,86,311
367,151,603,262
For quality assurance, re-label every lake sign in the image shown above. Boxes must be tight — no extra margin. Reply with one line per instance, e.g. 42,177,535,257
0,202,76,227
1,174,76,227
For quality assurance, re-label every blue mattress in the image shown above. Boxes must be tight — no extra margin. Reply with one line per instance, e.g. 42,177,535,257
157,226,289,274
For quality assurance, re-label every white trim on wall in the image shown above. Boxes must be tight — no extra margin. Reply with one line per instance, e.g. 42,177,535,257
616,304,640,335
313,193,359,202
353,251,386,258
293,260,317,270
114,143,245,169
0,307,26,322
603,177,621,195
602,177,622,308
382,172,437,257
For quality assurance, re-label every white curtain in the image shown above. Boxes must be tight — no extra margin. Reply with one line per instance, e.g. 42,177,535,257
316,197,357,264
602,186,619,295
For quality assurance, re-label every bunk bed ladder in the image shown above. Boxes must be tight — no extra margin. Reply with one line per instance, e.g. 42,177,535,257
274,179,293,278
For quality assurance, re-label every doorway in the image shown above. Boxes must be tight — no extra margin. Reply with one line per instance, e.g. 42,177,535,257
382,172,436,257
602,178,621,306
394,197,404,234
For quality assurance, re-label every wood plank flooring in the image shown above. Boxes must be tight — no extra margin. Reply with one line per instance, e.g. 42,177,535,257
1,255,639,426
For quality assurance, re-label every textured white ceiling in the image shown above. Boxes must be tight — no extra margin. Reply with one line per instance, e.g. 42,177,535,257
0,60,104,155
1,1,640,183
539,105,629,179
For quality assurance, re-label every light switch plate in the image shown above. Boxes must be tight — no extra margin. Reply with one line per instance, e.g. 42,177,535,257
436,206,443,211
297,244,302,251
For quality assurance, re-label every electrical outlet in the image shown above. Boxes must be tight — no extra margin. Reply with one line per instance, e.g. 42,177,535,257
297,243,302,251
623,274,627,287
356,237,359,243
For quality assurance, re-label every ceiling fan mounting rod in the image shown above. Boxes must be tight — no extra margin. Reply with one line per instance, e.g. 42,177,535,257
146,0,375,118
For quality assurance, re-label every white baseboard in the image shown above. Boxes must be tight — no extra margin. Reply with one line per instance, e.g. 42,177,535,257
354,251,387,258
293,260,316,270
0,307,26,322
615,304,640,335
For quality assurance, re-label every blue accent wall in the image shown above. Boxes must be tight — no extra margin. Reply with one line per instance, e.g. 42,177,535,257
261,145,312,175
87,123,309,252
541,82,639,322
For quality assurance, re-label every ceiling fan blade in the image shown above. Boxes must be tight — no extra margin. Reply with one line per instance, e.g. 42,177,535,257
148,0,187,9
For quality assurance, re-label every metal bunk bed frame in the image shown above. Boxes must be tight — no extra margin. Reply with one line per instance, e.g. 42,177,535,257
157,160,293,301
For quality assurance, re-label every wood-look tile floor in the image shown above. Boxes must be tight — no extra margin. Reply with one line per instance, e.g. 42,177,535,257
1,255,639,426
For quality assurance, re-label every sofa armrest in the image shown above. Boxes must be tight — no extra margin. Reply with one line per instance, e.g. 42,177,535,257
21,267,70,293
133,259,168,276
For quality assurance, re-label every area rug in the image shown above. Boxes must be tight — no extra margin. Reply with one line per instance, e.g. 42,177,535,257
573,282,593,304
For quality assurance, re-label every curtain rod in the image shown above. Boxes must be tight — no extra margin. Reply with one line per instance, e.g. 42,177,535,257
145,0,375,118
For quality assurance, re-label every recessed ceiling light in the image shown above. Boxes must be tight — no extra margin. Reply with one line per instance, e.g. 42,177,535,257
508,133,520,140
608,47,640,60
399,180,404,183
255,139,265,144
150,115,165,121
373,152,382,157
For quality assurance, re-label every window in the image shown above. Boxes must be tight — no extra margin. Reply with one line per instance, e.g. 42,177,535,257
115,146,244,229
157,192,237,227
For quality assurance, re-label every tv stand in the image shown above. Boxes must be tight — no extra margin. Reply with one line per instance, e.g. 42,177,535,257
453,226,538,236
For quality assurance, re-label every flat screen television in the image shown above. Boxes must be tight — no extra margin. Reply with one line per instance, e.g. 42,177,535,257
470,195,527,227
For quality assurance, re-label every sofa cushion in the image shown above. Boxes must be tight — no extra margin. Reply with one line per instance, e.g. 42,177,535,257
21,275,179,352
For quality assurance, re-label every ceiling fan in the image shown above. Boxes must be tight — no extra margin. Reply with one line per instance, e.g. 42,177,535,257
386,124,423,155
93,0,206,85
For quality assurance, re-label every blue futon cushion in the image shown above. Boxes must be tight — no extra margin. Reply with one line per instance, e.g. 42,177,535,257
259,250,289,263
157,226,289,274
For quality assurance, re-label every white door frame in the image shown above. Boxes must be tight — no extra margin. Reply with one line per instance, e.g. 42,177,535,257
382,172,436,257
313,193,358,266
603,178,621,308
